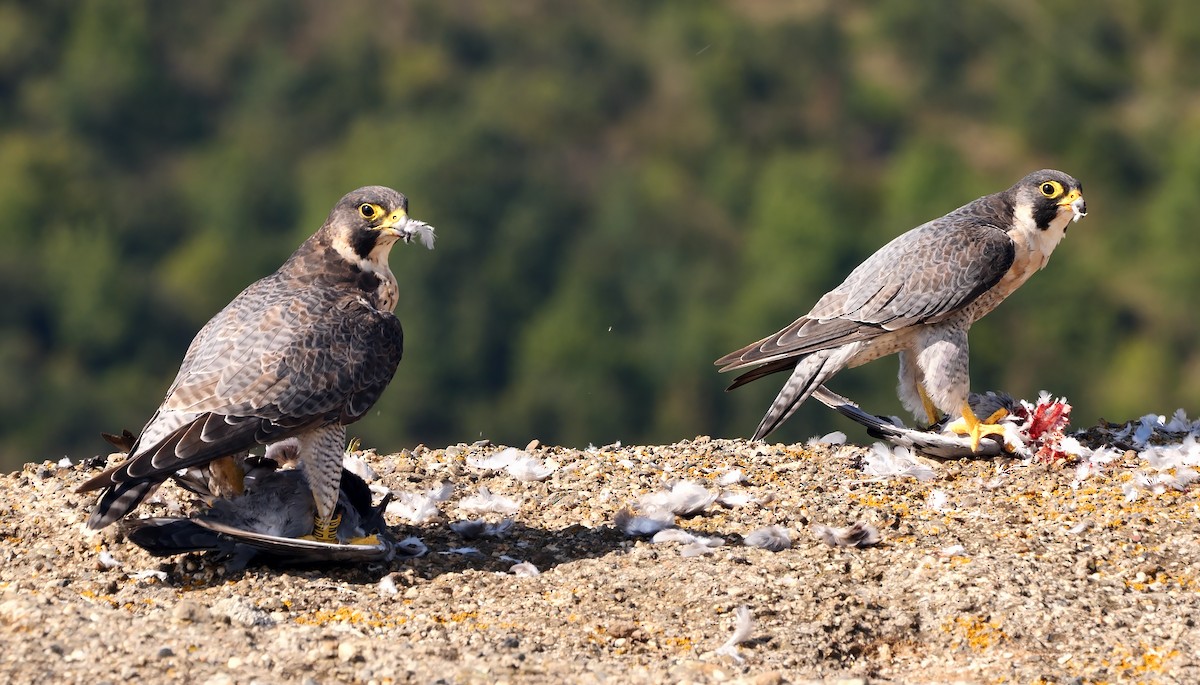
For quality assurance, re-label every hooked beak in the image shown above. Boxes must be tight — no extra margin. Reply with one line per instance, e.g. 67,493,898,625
379,209,436,250
1058,189,1087,223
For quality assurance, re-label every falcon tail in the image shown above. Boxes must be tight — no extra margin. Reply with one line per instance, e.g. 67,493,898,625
751,344,861,441
86,480,160,530
724,358,798,391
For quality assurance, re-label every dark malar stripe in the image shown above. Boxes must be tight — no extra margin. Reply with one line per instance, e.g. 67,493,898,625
1032,200,1058,230
349,229,379,261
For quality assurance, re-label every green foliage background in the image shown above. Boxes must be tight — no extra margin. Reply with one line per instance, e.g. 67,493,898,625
2,0,1197,470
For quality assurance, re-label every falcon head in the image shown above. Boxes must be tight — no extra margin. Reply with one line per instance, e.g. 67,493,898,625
1012,169,1086,230
325,186,436,269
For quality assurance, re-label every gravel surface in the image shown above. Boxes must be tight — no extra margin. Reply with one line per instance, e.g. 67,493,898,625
1,432,1197,684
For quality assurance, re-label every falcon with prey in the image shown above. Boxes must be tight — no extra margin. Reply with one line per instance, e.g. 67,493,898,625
717,169,1085,449
79,186,434,543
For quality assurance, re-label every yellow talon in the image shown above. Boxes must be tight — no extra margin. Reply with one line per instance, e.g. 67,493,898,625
918,386,941,427
302,513,342,543
347,534,380,546
946,401,1008,452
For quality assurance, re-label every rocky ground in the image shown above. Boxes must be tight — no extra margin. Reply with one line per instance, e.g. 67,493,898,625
0,425,1197,684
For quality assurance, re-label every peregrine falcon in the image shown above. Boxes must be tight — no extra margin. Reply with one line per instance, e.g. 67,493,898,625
717,169,1085,449
79,186,434,542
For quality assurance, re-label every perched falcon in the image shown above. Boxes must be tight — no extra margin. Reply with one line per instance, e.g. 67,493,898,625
79,186,434,542
717,169,1086,449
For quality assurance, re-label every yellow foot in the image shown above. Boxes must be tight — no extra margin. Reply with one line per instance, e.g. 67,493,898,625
346,534,380,546
946,402,1009,452
918,386,941,427
302,513,342,543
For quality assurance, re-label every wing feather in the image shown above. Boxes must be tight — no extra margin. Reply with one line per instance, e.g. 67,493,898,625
718,217,1015,372
78,282,404,499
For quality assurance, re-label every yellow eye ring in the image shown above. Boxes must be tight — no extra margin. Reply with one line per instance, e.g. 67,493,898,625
1039,181,1063,198
359,203,380,219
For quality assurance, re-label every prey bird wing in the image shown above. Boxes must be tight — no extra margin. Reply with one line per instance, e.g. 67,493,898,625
810,386,1003,459
122,466,399,568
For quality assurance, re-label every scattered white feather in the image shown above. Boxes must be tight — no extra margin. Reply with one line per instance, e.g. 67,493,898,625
1132,414,1162,447
813,522,881,548
428,482,455,501
387,484,450,524
506,455,558,482
1123,481,1140,502
614,506,675,536
1056,436,1090,459
638,480,717,516
97,550,121,569
450,518,515,539
715,491,759,508
714,606,754,662
466,450,515,470
56,457,72,468
862,443,935,481
466,447,557,481
716,469,746,486
926,489,949,512
341,452,376,481
1142,435,1200,471
939,544,966,557
742,526,792,552
440,547,480,556
1164,408,1197,433
1071,447,1124,487
650,529,723,550
807,431,847,446
999,421,1029,456
395,536,428,557
679,542,716,558
650,528,696,544
510,561,540,577
378,574,399,596
131,569,167,582
458,486,520,515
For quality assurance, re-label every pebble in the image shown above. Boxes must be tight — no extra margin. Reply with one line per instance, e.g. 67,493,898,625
338,641,361,662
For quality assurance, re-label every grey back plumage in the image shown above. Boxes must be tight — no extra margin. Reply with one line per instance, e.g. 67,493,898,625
719,197,1016,375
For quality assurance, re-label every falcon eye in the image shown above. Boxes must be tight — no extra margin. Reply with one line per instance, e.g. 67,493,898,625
358,203,378,219
1039,181,1063,198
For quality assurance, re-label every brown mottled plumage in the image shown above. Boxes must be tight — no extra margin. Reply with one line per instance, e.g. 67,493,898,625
79,186,434,540
717,170,1085,448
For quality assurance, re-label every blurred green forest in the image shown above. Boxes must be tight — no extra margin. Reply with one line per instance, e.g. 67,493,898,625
3,0,1199,471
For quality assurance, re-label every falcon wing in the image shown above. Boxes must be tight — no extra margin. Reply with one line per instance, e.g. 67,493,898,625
717,220,1015,376
78,284,402,496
